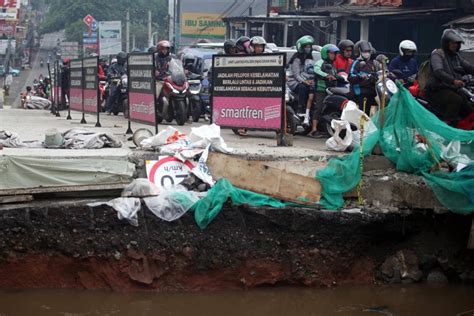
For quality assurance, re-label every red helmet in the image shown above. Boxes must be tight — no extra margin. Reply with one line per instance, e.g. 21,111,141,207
156,40,171,50
63,58,70,64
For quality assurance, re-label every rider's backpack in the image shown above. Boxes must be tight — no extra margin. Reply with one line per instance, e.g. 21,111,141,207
418,49,445,93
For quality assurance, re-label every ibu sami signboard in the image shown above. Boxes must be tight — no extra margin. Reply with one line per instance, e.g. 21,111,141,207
146,157,194,190
69,59,83,111
82,56,99,113
211,53,286,131
128,53,156,125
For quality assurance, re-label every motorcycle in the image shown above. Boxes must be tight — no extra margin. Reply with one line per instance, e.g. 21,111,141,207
110,75,129,118
99,77,108,111
416,74,474,130
317,70,399,135
186,72,203,122
286,75,351,136
157,58,189,126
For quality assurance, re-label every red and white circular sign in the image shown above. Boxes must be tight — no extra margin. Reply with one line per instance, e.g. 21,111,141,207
147,157,194,190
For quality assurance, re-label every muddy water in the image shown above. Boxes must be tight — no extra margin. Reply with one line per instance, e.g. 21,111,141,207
0,285,473,316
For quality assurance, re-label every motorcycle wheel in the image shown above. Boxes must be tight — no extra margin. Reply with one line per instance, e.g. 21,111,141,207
191,99,201,123
156,114,163,124
123,98,129,119
286,108,297,135
174,99,187,126
323,111,340,136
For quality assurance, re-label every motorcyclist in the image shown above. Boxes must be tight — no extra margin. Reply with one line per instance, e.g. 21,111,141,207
287,35,315,125
308,44,339,137
223,39,238,55
233,36,268,136
235,36,252,55
60,58,70,110
334,39,354,75
40,58,44,67
183,53,203,77
349,40,377,116
250,36,266,54
389,40,418,83
105,51,128,114
98,57,108,80
155,40,176,99
426,29,474,122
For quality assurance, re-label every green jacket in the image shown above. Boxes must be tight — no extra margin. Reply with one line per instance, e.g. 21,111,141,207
314,59,337,92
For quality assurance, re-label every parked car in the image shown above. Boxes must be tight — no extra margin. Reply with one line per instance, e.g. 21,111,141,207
0,66,21,77
9,67,20,77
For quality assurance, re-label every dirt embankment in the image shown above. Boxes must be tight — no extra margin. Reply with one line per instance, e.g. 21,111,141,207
0,204,473,291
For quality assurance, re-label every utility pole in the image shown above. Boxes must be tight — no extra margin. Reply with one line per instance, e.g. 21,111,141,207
126,10,130,53
148,10,152,48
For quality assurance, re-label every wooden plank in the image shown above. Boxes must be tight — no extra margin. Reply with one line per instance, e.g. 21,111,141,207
207,152,321,205
0,183,128,197
0,195,34,204
468,216,474,250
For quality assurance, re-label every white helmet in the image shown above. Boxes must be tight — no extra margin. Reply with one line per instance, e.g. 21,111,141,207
399,40,417,56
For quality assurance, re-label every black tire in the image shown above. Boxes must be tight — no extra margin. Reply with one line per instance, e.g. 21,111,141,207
286,108,297,135
191,99,201,122
156,114,163,124
123,98,129,119
324,112,341,136
174,99,187,126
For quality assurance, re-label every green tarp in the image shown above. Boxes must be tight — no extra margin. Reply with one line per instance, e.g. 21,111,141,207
317,83,474,213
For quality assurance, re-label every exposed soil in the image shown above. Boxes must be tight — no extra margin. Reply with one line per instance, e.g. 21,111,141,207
0,204,473,292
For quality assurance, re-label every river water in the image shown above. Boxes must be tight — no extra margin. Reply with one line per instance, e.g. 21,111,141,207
0,285,473,316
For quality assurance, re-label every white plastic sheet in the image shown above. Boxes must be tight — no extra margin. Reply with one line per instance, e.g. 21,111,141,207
89,198,141,226
122,178,160,197
325,120,353,152
143,185,200,222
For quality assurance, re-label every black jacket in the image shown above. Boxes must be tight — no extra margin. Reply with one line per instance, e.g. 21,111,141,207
430,48,474,90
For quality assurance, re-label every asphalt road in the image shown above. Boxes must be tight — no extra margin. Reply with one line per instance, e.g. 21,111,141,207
8,31,64,108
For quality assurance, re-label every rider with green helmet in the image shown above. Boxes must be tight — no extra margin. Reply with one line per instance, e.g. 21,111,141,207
288,35,315,127
307,44,339,137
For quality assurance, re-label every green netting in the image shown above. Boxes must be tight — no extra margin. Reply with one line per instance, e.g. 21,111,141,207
317,83,474,213
192,178,287,229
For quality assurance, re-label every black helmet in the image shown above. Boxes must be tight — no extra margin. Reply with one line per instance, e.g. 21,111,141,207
183,53,196,66
236,36,251,54
358,41,373,53
224,39,236,55
441,29,464,51
338,39,354,51
148,46,156,53
117,51,127,64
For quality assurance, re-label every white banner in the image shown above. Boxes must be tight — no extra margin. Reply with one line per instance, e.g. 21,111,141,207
98,21,122,56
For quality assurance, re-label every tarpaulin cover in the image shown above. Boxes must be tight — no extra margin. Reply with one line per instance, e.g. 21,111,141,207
192,178,286,229
317,83,474,213
0,156,135,190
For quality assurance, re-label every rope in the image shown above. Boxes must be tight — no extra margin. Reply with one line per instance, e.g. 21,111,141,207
357,97,369,206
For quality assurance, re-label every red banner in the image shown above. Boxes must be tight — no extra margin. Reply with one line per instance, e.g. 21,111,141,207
0,0,18,8
0,21,15,35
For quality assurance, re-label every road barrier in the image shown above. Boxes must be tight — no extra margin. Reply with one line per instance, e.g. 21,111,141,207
210,53,287,145
127,52,157,134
